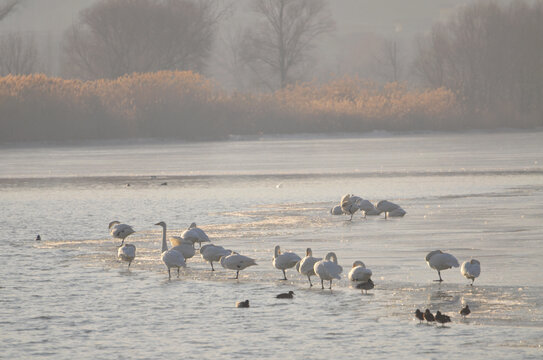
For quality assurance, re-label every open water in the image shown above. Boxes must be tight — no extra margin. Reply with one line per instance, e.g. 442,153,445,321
1,131,542,359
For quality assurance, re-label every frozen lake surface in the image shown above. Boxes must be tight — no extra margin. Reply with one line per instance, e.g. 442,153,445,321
1,131,542,359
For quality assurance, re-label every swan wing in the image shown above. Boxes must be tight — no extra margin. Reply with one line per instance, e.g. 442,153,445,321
299,256,321,275
222,254,257,270
388,207,406,217
171,244,195,259
273,252,302,270
376,200,400,213
162,249,186,267
111,223,135,239
430,253,459,270
202,245,231,262
314,260,342,280
118,244,136,261
358,199,377,212
182,227,210,243
348,266,372,282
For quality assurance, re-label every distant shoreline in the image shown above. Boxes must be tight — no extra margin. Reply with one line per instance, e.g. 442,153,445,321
2,127,542,150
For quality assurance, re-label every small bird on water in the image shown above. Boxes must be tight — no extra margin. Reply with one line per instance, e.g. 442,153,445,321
435,311,451,327
460,305,471,317
276,291,295,299
356,279,375,294
35,234,41,241
415,309,424,324
236,300,250,308
424,309,435,324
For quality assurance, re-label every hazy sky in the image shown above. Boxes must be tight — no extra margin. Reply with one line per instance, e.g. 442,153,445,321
1,0,472,36
0,0,513,79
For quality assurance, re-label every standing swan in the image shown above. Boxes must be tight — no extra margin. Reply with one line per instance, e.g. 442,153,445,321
200,244,232,271
296,248,322,287
314,252,343,289
341,194,359,220
376,200,401,219
155,222,186,279
181,223,210,249
272,245,301,280
461,259,481,285
426,250,459,282
220,252,257,279
357,199,380,217
118,243,136,268
108,221,135,246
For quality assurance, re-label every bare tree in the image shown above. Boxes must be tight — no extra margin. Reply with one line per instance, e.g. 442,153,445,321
372,38,404,83
0,32,37,75
240,0,335,90
62,0,225,79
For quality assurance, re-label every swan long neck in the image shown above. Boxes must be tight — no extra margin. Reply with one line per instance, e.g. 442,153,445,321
274,245,280,258
326,252,338,263
161,225,168,253
306,248,312,257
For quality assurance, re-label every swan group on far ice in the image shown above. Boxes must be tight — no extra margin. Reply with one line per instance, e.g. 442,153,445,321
331,194,406,220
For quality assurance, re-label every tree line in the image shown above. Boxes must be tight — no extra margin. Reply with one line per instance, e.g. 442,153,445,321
0,0,542,143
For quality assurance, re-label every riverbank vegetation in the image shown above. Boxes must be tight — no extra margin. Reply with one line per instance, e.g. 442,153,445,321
0,72,461,142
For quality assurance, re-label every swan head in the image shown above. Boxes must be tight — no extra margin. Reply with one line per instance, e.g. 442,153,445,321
352,260,365,268
108,220,120,229
154,221,166,228
188,222,197,229
470,259,480,265
306,248,313,256
274,245,281,257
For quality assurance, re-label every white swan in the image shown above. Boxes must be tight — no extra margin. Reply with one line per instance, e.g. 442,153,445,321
330,205,343,215
461,259,481,285
348,261,372,282
314,252,343,289
220,252,257,279
200,244,232,271
341,194,359,220
297,248,322,287
169,236,196,260
426,250,459,282
376,200,400,219
357,199,380,217
108,221,135,246
155,222,186,279
181,222,210,249
272,245,301,280
117,243,136,268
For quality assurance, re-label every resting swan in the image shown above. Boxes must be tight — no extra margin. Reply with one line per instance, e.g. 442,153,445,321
297,248,322,287
220,253,257,279
348,261,372,282
181,223,210,249
108,221,135,246
314,252,343,289
461,259,481,285
200,244,232,271
272,245,301,280
426,250,459,282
